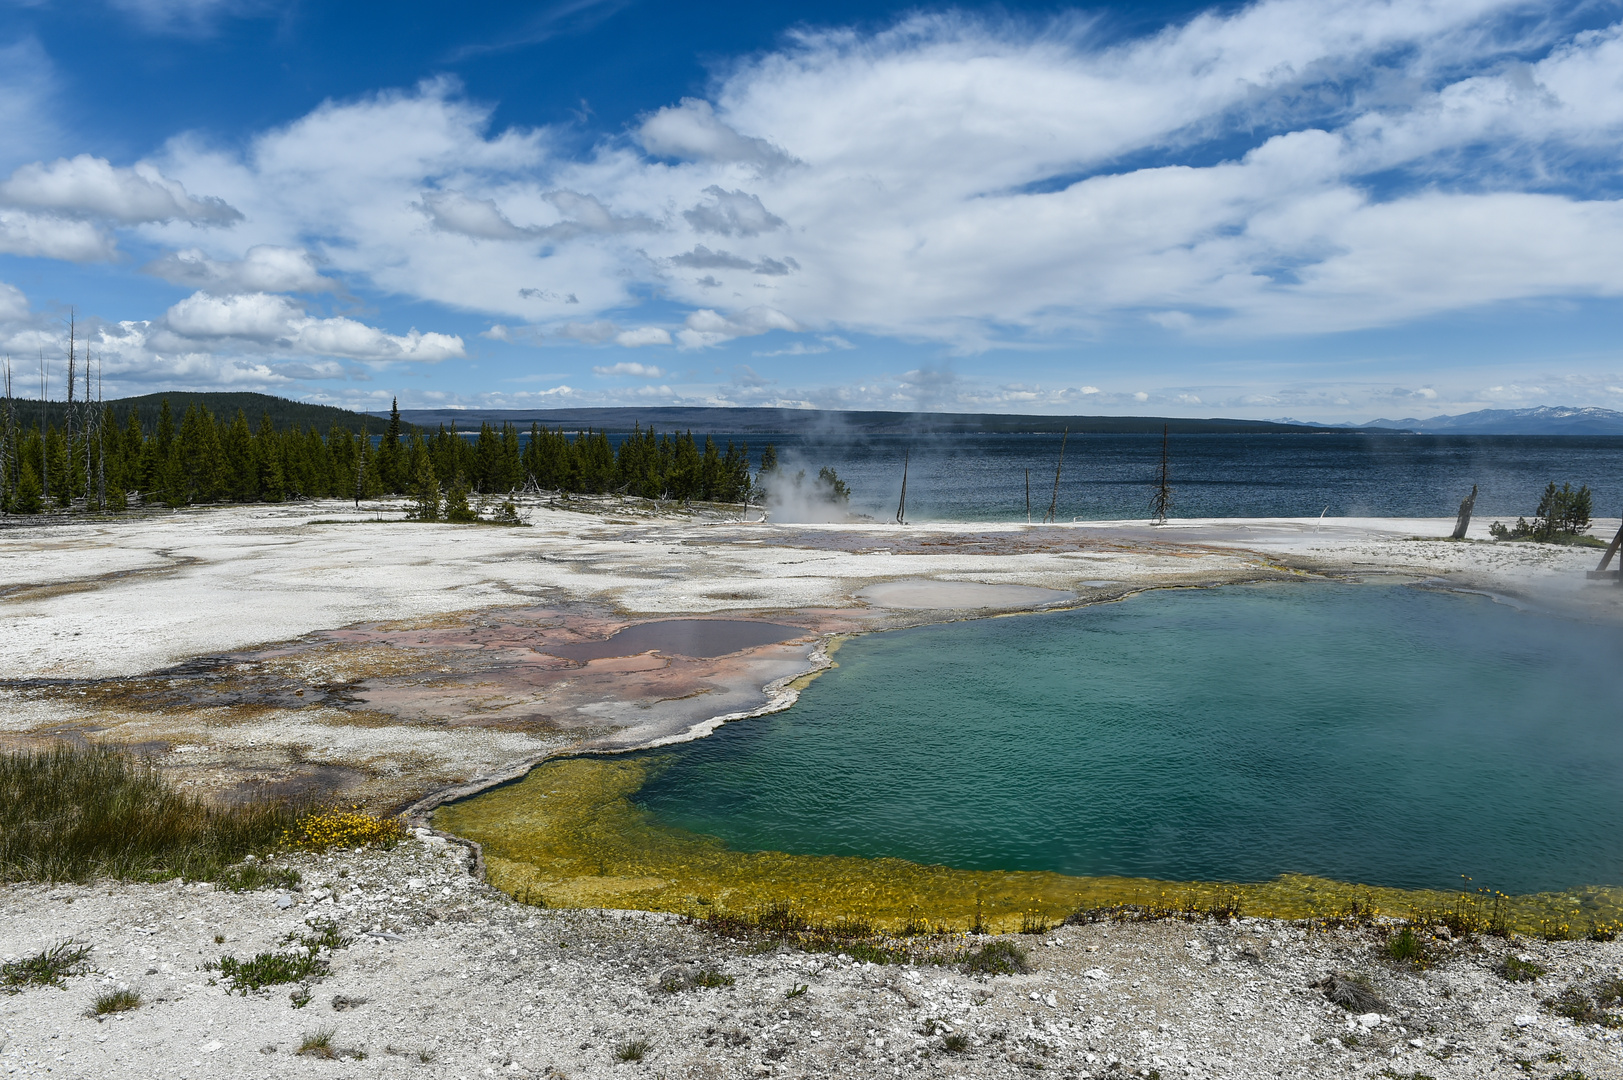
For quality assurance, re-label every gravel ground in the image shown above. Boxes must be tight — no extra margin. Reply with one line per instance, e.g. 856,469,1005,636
3,835,1619,1080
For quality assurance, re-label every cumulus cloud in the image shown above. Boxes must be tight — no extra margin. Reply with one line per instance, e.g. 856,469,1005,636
677,306,800,349
103,3,1623,369
612,327,672,348
145,244,333,292
593,360,666,376
682,186,785,236
161,291,464,361
418,187,657,242
669,245,798,276
635,98,794,170
0,281,28,322
0,210,115,261
0,154,241,224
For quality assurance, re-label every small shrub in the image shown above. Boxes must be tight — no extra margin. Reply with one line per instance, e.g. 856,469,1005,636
691,968,734,989
963,940,1031,976
943,1033,970,1053
2,940,93,992
1019,912,1049,935
298,1029,336,1059
1588,920,1620,943
1498,956,1547,983
280,806,405,851
614,1038,651,1062
92,988,141,1015
1385,926,1429,966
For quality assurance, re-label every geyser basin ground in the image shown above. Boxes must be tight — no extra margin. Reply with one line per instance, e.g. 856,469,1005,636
440,583,1623,929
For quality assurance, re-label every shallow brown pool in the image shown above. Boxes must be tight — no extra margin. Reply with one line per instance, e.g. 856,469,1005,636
540,619,806,661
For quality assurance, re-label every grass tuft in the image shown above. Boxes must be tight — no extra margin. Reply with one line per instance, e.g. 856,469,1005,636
1384,925,1430,966
963,940,1031,976
209,917,352,994
298,1028,336,1058
1316,972,1388,1013
91,987,141,1015
2,940,93,993
217,861,302,893
0,744,299,884
1498,955,1547,983
614,1038,652,1062
943,1032,970,1053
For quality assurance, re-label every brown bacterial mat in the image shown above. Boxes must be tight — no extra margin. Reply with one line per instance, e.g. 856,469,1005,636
540,620,807,661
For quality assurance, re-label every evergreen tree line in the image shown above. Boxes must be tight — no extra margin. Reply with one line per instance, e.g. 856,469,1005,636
0,395,759,515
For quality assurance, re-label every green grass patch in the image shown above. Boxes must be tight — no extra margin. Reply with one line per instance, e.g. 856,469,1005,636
614,1039,652,1062
217,861,302,893
0,744,299,883
92,988,142,1015
963,940,1031,976
1498,955,1547,983
298,1028,336,1058
1542,978,1623,1028
2,940,93,993
1384,925,1430,966
207,918,352,994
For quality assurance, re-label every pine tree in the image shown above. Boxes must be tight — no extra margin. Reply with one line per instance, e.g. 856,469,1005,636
12,459,41,513
378,397,404,493
444,474,476,522
255,412,285,502
409,436,440,521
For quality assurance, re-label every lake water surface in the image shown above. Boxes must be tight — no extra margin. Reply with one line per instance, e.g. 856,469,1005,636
633,584,1623,896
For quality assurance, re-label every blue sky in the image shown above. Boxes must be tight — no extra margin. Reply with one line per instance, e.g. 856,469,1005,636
2,0,1622,421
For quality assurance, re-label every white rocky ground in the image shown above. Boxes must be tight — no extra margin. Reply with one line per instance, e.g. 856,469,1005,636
3,834,1620,1080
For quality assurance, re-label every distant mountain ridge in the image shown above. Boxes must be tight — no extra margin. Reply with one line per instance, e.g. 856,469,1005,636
385,406,1344,436
1363,406,1623,434
1271,406,1623,435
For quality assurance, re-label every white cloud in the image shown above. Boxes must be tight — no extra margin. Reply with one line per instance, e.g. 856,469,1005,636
145,244,333,292
161,291,464,361
0,281,28,322
635,98,794,170
0,154,240,224
592,360,667,377
0,209,114,261
612,327,672,348
682,186,785,236
677,306,800,349
101,2,1623,365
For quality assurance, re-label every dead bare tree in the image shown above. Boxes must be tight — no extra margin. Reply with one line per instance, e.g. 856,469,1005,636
95,351,105,508
1043,428,1068,524
1150,424,1172,525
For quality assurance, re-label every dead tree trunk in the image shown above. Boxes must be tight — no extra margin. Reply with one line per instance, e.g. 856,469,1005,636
1450,484,1478,540
1043,428,1068,524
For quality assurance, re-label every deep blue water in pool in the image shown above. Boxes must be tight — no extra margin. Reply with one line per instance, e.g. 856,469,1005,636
633,584,1623,894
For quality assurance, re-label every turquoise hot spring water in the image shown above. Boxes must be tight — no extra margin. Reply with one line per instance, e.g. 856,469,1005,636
631,583,1623,896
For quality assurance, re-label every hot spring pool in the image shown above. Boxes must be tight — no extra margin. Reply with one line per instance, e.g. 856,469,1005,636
438,583,1623,927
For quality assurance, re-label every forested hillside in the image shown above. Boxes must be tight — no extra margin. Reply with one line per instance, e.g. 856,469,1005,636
0,397,755,514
